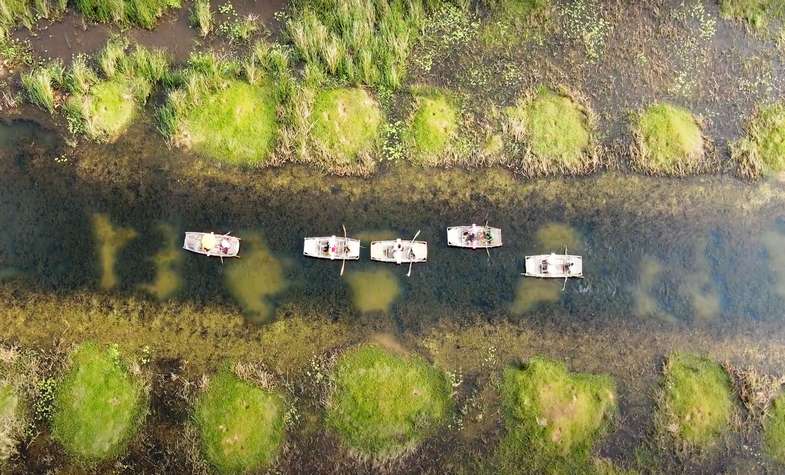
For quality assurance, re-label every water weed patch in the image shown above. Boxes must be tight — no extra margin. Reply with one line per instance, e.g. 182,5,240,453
498,358,616,472
195,370,286,473
51,343,147,462
632,103,706,176
327,345,452,460
732,102,785,178
656,353,735,450
505,86,597,176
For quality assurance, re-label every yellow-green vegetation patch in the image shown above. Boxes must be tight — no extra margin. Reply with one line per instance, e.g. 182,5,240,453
51,343,147,462
764,393,785,463
731,102,785,179
311,88,383,170
0,383,22,463
327,345,452,460
404,91,459,163
720,0,785,31
633,103,705,175
68,79,139,142
195,370,286,473
506,86,596,176
177,80,279,165
657,352,734,449
499,358,616,471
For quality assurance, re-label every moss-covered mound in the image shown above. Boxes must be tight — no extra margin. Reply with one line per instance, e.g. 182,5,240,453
404,93,459,161
177,80,280,165
732,102,785,178
633,103,705,175
195,371,286,473
720,0,784,30
311,88,383,165
657,353,734,448
506,86,594,175
51,343,147,462
498,358,616,471
69,79,139,143
0,383,22,463
764,393,785,463
327,345,452,460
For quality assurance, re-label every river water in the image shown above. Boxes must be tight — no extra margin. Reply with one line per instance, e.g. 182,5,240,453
3,117,785,333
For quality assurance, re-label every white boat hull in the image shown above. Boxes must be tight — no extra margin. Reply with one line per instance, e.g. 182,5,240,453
370,239,427,264
303,236,361,260
183,232,240,258
447,225,502,249
524,253,583,278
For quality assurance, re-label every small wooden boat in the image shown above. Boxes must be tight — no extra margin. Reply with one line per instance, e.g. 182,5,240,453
303,236,360,260
370,231,427,277
447,224,502,249
183,232,240,258
523,252,583,279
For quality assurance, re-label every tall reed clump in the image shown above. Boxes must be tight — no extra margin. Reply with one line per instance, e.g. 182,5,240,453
190,0,212,37
285,0,428,89
20,60,64,113
158,45,291,165
73,0,181,28
0,0,66,38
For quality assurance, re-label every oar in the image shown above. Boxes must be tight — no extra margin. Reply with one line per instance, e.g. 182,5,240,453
561,247,569,291
406,230,421,277
484,220,491,263
340,224,347,276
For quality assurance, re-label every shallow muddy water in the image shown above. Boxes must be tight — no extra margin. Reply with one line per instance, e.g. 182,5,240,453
2,118,785,333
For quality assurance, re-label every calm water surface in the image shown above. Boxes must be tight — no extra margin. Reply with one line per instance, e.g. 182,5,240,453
2,118,785,331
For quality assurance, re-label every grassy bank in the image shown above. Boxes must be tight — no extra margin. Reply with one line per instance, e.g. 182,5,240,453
656,353,735,450
326,344,452,460
497,358,617,472
51,343,148,462
195,369,287,473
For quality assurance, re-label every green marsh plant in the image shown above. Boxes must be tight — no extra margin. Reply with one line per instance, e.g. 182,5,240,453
20,60,64,113
190,0,212,36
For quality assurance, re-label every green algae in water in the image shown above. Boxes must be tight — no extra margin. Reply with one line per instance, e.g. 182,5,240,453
139,223,182,300
195,371,286,473
499,358,616,472
634,103,704,175
51,343,147,462
93,213,137,290
178,80,279,165
345,268,401,314
311,88,383,164
510,278,561,315
224,233,287,322
657,352,734,449
327,345,452,460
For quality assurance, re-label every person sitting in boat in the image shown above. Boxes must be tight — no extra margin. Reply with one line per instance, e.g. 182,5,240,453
540,260,549,273
322,242,330,254
220,238,232,253
564,262,574,273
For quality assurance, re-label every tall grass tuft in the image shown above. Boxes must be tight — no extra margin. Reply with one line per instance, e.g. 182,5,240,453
285,0,429,89
190,0,211,37
98,36,129,78
73,0,180,29
21,60,64,113
65,54,98,94
0,0,66,38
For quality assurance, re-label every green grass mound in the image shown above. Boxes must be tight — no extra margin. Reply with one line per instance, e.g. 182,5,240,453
732,102,785,178
327,345,452,460
195,371,286,473
311,88,383,166
720,0,785,31
0,383,22,463
404,93,459,161
658,353,734,449
51,343,147,462
633,103,704,175
506,86,594,175
177,80,279,165
68,79,139,142
498,358,616,472
764,393,785,463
